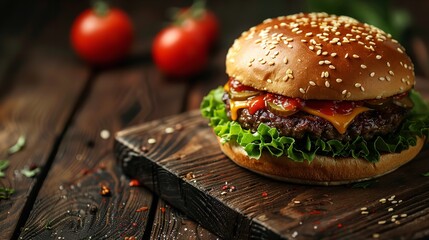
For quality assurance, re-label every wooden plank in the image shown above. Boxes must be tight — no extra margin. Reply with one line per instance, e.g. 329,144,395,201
116,110,429,239
150,199,220,240
18,61,192,238
0,1,90,239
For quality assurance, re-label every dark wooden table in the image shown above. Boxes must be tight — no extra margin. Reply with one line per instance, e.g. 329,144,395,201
0,1,428,239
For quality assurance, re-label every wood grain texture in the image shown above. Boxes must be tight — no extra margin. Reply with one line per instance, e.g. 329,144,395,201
150,199,220,240
18,59,195,238
0,1,89,238
116,110,429,240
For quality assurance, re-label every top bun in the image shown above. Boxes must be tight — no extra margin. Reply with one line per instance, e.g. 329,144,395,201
226,13,415,100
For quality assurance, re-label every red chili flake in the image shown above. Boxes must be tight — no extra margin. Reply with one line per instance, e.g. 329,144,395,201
100,185,111,196
160,207,166,213
98,162,106,170
132,222,138,227
337,223,343,228
29,163,38,171
125,237,136,240
80,168,91,176
229,186,236,192
175,124,183,131
222,185,229,191
136,206,148,212
262,192,268,197
141,146,149,153
309,210,322,215
129,179,140,187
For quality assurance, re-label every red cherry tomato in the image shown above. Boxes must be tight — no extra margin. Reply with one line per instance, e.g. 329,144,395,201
181,9,219,48
152,25,208,77
71,6,133,66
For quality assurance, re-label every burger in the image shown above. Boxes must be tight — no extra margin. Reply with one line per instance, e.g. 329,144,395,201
201,13,429,185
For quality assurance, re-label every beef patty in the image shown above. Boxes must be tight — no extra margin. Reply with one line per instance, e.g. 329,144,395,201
223,93,409,141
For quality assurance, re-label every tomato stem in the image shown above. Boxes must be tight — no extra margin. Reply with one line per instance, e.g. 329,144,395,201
92,0,109,17
171,0,207,26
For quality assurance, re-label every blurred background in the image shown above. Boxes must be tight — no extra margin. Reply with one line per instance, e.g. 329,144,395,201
0,0,428,97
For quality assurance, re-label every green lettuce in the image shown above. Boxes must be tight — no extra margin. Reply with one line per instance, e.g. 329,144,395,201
200,87,429,163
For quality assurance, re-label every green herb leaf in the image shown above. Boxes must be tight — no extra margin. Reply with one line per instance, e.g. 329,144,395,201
21,167,40,178
422,172,429,177
8,135,26,155
200,87,429,163
45,219,53,230
352,180,376,189
0,187,14,199
0,160,10,177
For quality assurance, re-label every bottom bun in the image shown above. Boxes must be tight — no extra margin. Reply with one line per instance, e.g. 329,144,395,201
218,137,425,185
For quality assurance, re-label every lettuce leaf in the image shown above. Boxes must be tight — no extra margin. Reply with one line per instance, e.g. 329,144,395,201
200,87,429,163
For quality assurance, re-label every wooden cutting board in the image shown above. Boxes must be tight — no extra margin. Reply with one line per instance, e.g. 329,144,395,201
115,110,429,240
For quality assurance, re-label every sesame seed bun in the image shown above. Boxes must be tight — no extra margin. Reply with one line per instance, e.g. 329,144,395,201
218,137,425,185
226,13,415,100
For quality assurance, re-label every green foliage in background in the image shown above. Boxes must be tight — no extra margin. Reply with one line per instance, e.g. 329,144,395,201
307,0,411,42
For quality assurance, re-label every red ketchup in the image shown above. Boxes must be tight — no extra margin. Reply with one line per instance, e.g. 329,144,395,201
306,100,357,116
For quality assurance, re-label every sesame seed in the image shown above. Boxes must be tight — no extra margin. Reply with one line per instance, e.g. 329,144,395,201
324,60,331,64
392,215,398,219
370,72,375,77
376,95,382,99
322,51,328,56
268,61,275,66
360,86,365,92
248,63,252,67
329,65,336,69
379,198,387,203
355,83,361,87
401,78,406,83
388,208,394,212
397,47,404,53
287,44,293,49
309,81,316,86
387,62,391,67
283,57,288,64
400,214,407,218
309,46,315,51
361,211,369,215
250,58,255,63
386,76,391,81
378,77,385,81
294,200,301,204
346,92,352,98
148,138,156,144
269,45,276,50
319,61,325,65
317,50,322,55
345,53,349,58
361,64,367,69
378,220,386,225
360,207,368,211
342,90,347,95
389,70,394,76
305,32,313,37
165,127,174,134
299,88,306,94
373,233,380,238
353,54,360,59
301,39,307,43
331,53,337,57
325,81,330,87
336,78,342,83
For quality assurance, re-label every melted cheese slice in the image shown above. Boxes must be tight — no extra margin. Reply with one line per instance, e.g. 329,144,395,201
302,106,370,134
230,100,247,121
